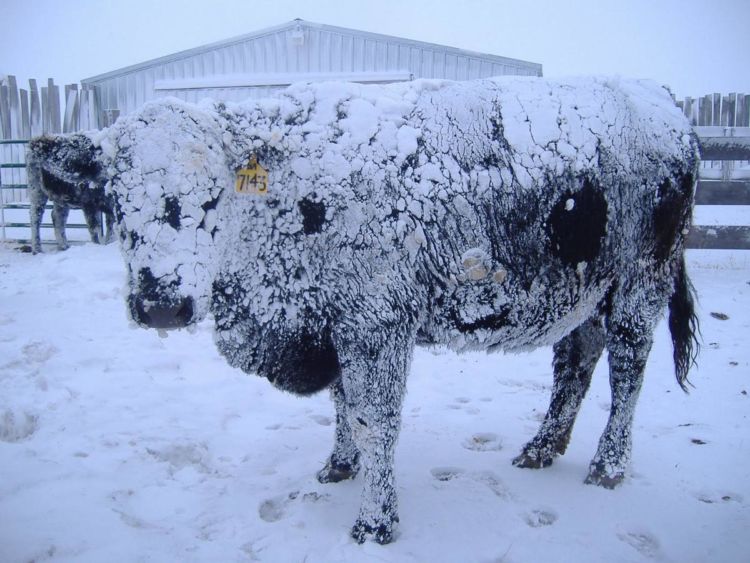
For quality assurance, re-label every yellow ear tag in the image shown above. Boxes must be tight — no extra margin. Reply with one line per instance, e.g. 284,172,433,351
235,155,268,195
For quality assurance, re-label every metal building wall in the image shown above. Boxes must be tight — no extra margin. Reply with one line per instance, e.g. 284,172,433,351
85,21,542,117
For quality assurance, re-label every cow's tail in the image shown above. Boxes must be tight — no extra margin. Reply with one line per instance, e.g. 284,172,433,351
668,256,700,391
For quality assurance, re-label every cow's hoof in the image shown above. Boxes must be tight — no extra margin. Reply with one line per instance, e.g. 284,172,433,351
512,449,554,469
351,517,397,544
316,459,359,483
584,465,625,489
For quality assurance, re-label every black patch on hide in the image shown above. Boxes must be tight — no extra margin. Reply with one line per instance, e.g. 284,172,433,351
262,327,341,396
653,174,693,261
546,178,607,266
453,307,511,334
163,196,182,230
201,197,219,213
299,198,326,235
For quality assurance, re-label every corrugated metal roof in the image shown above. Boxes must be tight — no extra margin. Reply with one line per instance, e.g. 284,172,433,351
82,19,541,83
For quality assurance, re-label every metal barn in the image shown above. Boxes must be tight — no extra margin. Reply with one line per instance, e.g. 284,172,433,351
82,19,542,120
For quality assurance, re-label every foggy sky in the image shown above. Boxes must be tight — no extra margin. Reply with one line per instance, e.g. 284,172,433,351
1,0,748,100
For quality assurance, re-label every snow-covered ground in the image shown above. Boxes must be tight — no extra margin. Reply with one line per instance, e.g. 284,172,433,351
0,243,748,562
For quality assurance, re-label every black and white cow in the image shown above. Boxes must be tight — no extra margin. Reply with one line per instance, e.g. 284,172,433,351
48,77,699,544
26,134,114,254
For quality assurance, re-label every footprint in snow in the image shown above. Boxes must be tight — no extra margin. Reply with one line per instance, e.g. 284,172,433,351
473,471,513,500
694,489,744,505
258,490,329,522
617,530,661,559
430,467,465,482
0,408,39,442
309,414,332,426
462,432,503,452
524,509,558,528
22,341,58,364
146,441,211,475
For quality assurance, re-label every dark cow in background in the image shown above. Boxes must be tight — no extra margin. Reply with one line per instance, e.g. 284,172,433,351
43,76,700,544
26,134,114,254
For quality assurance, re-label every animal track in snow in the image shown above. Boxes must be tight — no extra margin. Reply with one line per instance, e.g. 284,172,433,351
309,414,332,426
694,489,744,505
22,341,59,364
524,509,558,528
473,471,513,500
258,490,329,522
617,530,661,558
430,467,465,482
259,494,293,522
462,432,503,451
0,408,39,442
145,441,211,475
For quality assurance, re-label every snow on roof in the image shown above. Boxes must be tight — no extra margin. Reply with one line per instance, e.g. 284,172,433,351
81,19,541,84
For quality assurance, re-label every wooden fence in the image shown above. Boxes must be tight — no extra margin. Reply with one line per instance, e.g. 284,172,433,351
0,75,110,140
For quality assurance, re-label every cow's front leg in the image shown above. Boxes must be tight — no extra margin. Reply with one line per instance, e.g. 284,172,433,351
29,191,47,254
337,332,412,544
585,320,653,488
317,378,360,483
514,317,606,468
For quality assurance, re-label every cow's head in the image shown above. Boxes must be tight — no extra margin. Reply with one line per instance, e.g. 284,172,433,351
27,132,106,189
102,99,229,329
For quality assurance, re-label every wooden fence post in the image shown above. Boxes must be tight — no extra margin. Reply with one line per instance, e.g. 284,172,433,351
20,89,30,139
29,79,42,137
0,83,10,139
8,76,22,139
48,79,61,134
63,84,79,133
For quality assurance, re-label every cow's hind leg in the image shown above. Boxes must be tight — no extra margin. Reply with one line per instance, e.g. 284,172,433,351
82,205,103,244
51,203,70,251
317,378,360,483
103,208,116,244
513,317,606,469
585,287,662,488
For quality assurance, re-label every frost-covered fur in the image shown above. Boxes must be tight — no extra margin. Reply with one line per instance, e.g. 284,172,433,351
26,134,114,254
69,77,699,543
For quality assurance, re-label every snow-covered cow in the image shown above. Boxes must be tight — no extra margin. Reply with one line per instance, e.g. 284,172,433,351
26,134,114,254
50,77,700,543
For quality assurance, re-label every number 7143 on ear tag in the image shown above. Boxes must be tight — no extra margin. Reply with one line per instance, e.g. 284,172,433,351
235,155,268,195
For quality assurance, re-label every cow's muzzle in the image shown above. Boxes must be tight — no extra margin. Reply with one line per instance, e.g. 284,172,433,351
129,294,194,329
